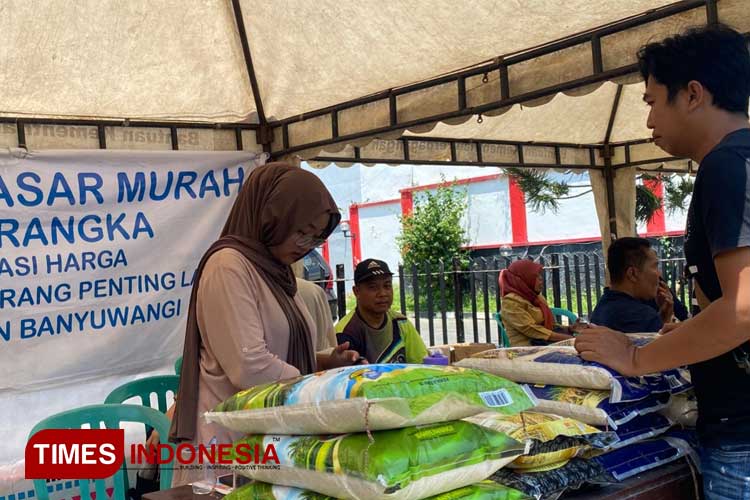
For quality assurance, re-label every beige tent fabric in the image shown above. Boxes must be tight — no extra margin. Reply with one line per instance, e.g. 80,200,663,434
405,84,622,144
589,166,637,280
7,0,738,127
0,0,254,122
238,0,675,120
268,1,750,156
2,0,748,250
0,124,265,152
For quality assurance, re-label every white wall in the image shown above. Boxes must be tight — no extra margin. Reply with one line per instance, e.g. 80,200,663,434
464,178,512,246
359,163,503,201
526,171,600,242
303,163,363,282
665,205,689,232
358,202,403,275
413,177,512,248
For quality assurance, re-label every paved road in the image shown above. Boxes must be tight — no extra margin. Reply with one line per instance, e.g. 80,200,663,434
407,314,502,346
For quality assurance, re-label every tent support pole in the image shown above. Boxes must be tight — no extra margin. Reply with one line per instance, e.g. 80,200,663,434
603,154,618,239
230,0,272,153
601,85,624,240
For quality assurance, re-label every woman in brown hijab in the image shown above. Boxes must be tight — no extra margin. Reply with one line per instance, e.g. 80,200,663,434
169,162,358,485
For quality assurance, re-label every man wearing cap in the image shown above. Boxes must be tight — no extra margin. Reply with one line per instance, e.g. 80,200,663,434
335,259,428,364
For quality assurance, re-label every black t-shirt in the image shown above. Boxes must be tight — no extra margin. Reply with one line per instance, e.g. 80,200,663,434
590,288,663,333
683,127,750,443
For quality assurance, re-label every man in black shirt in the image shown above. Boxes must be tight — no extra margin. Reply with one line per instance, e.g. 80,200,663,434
590,237,674,333
574,25,750,499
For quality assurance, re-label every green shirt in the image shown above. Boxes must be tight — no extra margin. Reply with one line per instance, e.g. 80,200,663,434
335,309,428,364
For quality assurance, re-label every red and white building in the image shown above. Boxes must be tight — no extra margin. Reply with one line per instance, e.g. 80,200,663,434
304,163,688,281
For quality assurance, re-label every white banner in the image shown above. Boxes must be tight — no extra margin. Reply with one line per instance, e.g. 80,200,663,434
0,148,265,480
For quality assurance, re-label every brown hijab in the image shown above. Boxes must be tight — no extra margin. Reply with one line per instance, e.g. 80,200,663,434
169,162,340,443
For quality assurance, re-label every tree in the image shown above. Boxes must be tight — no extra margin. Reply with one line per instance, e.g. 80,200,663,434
397,182,469,269
397,183,470,312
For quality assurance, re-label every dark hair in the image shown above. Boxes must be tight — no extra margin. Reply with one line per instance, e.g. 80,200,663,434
637,24,750,117
608,237,652,283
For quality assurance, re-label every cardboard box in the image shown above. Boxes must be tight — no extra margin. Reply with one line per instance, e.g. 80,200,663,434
430,342,496,363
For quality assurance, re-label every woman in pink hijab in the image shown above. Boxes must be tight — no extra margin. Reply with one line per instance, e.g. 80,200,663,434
499,260,576,346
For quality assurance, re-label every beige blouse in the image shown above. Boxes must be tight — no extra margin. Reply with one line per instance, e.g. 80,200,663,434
500,292,556,347
296,277,337,352
172,248,316,485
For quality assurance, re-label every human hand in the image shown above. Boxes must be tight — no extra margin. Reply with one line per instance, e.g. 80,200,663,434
659,322,680,335
329,342,366,368
568,319,591,335
574,326,639,376
656,281,674,323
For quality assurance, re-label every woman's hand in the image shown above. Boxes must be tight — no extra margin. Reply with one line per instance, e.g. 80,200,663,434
319,342,366,370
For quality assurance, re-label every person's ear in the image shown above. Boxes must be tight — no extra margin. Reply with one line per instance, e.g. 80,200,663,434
626,266,639,283
685,80,706,112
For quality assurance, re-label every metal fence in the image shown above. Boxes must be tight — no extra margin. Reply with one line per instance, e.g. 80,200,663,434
334,252,690,347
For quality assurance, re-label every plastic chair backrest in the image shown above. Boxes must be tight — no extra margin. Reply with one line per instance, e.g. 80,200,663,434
28,404,174,500
551,307,578,324
493,312,512,348
174,356,182,376
104,375,179,414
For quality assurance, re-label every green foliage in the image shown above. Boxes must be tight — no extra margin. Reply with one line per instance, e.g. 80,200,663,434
659,235,676,260
663,175,694,215
397,181,469,268
635,183,661,225
505,168,571,212
397,182,470,308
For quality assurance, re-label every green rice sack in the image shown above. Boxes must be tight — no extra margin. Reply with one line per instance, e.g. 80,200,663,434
206,364,536,435
229,420,526,500
224,480,530,500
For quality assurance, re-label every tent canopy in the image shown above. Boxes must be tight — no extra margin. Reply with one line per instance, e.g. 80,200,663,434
2,0,747,243
2,0,746,155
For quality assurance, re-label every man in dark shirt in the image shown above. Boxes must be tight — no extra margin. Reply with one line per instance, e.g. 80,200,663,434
574,25,750,499
590,237,673,333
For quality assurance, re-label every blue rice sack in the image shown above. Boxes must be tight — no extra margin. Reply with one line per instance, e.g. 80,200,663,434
601,413,673,450
591,431,696,481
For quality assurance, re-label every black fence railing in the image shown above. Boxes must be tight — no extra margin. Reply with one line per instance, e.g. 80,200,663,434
334,252,690,347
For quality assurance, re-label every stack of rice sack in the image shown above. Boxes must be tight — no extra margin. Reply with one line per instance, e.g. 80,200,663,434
204,363,539,500
456,336,698,498
489,428,699,499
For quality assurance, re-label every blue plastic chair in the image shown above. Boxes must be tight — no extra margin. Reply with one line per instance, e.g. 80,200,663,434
28,404,174,500
493,312,512,348
104,375,179,414
551,307,578,325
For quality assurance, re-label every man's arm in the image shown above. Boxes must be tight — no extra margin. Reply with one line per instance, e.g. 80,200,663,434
575,247,750,375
